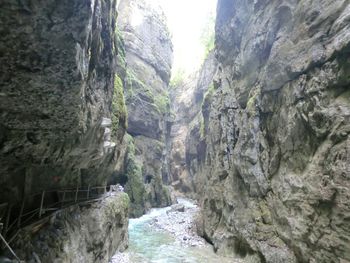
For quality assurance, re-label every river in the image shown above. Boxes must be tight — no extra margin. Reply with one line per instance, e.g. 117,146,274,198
111,198,242,263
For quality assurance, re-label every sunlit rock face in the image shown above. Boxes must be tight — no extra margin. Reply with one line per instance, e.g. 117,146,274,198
117,0,174,215
169,51,218,196
197,0,350,262
0,0,127,206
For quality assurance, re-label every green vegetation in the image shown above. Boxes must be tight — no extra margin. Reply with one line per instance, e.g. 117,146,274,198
200,12,215,58
169,68,186,88
125,69,151,99
112,27,127,135
199,83,216,138
246,88,260,117
202,83,215,107
116,27,126,58
114,193,130,212
162,186,171,204
124,135,146,218
115,26,127,76
154,93,170,115
114,25,171,119
112,74,127,134
125,69,171,115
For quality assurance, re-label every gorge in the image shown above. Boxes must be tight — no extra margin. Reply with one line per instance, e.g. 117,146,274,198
0,0,349,262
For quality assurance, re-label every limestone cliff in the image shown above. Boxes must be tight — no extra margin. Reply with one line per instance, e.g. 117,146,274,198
0,0,126,204
169,52,218,196
116,0,174,216
196,0,350,262
0,0,129,261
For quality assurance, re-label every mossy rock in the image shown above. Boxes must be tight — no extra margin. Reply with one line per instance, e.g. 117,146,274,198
124,135,146,217
112,74,127,135
200,83,216,137
246,87,261,117
202,83,215,106
154,93,170,115
113,193,130,213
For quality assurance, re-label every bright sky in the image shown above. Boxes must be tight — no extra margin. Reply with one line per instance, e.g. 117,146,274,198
149,0,217,76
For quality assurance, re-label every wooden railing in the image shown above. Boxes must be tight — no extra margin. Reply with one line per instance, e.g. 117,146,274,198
0,184,123,243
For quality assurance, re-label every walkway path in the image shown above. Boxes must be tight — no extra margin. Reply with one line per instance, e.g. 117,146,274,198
0,184,123,249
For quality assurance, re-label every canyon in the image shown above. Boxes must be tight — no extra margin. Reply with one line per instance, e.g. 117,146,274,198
0,0,349,262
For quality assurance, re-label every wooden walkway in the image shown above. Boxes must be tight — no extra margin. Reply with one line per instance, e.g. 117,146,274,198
0,184,123,244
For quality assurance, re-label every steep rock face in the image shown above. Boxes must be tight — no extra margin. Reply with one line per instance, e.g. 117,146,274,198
117,0,173,215
0,0,126,205
11,193,129,263
169,52,218,195
0,0,130,261
198,0,350,262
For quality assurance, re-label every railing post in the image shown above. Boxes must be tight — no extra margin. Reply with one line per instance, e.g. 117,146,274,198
17,199,25,228
87,184,90,199
4,205,11,236
0,232,22,262
39,191,45,218
104,186,107,194
75,185,79,203
61,191,66,208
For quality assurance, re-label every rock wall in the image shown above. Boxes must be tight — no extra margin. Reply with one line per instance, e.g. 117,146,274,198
116,0,174,216
169,52,218,195
10,193,129,263
197,0,350,262
0,0,126,205
0,0,130,261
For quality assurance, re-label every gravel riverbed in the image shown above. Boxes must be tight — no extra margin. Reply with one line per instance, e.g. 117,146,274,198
149,198,205,247
111,198,243,263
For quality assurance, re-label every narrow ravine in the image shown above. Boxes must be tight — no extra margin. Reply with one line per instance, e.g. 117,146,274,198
111,198,242,263
1,0,349,262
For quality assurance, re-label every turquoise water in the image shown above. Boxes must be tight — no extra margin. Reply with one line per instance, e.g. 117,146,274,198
123,199,239,263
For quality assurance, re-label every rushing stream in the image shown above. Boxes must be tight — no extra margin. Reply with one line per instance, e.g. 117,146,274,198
111,198,241,263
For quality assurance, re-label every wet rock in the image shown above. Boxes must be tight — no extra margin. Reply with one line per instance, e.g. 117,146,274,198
170,203,185,213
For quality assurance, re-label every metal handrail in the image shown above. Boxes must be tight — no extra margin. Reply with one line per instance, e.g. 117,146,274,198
0,184,122,240
0,184,124,262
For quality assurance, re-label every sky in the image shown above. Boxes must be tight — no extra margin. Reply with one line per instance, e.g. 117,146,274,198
149,0,218,76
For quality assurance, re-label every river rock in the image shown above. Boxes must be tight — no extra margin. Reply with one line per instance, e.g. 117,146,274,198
169,203,185,213
152,199,206,248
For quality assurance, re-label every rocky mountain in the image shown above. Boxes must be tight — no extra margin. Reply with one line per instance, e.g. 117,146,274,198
115,0,174,217
194,0,350,262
